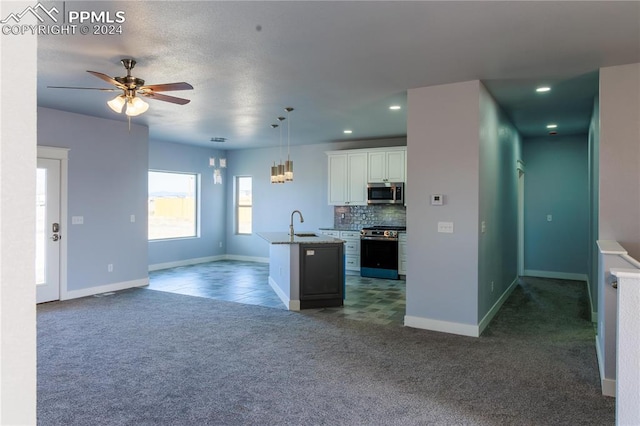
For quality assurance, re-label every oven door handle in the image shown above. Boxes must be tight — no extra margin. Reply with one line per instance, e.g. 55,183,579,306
361,237,398,242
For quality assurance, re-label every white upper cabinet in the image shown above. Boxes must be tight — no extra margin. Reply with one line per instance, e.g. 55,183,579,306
367,148,406,183
327,147,406,205
347,153,368,205
327,152,367,205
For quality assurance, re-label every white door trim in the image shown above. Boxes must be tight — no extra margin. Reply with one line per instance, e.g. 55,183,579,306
37,146,69,301
517,160,525,277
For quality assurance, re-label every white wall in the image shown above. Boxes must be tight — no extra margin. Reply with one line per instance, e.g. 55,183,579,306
599,63,640,259
405,80,481,334
0,11,37,423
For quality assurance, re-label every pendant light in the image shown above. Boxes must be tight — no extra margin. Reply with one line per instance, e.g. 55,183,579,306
270,124,279,184
284,107,294,181
276,116,286,183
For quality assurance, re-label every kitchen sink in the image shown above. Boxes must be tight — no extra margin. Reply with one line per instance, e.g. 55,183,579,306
294,233,317,237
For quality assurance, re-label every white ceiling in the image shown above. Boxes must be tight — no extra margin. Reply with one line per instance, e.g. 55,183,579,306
36,1,640,150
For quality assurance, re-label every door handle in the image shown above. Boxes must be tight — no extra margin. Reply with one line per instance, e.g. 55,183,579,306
50,234,61,241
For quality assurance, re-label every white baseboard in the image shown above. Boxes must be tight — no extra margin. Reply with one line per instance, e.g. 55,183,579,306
148,255,225,271
268,276,298,311
62,278,149,301
478,277,519,335
404,315,479,337
595,338,616,397
524,270,588,282
225,254,269,263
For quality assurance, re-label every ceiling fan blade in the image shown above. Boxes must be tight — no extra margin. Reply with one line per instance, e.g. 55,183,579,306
87,70,126,89
140,82,193,92
140,92,191,105
47,86,118,91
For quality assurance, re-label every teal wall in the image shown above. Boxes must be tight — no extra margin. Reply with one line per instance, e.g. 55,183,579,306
477,84,523,321
148,140,227,267
38,107,149,292
587,95,599,318
225,138,406,259
523,135,589,276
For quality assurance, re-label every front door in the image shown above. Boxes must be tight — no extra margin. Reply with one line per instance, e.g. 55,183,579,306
36,158,61,303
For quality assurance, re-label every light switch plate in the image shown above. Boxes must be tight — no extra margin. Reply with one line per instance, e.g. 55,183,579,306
71,216,84,225
437,221,454,233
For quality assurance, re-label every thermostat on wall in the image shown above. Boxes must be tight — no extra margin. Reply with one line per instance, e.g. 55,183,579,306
431,194,444,206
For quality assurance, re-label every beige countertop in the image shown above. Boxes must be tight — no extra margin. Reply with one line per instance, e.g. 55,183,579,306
257,232,345,245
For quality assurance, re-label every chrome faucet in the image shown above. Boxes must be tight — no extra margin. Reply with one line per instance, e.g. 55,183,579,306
289,210,304,236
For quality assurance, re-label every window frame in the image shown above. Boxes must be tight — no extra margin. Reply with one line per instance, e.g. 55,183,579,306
235,175,253,235
148,169,201,241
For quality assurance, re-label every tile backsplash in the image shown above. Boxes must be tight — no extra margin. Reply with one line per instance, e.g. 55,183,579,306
333,205,406,229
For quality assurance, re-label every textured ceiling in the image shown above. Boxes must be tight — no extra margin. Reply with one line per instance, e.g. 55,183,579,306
36,1,640,149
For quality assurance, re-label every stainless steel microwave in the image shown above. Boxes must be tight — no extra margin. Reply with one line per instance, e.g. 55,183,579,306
367,182,404,204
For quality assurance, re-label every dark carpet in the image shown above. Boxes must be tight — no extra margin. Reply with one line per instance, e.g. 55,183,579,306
37,277,614,425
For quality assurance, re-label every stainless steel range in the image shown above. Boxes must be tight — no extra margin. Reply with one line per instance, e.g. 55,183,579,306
360,225,406,279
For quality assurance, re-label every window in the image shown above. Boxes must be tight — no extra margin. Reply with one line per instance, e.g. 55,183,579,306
148,171,198,240
236,176,252,234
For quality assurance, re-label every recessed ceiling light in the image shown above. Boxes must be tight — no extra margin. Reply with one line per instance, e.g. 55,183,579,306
546,124,557,129
536,86,551,93
343,130,353,134
389,105,401,110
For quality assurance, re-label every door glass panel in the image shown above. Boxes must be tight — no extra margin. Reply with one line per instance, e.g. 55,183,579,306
36,168,46,285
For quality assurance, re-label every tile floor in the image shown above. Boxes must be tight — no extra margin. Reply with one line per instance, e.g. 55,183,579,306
147,260,406,326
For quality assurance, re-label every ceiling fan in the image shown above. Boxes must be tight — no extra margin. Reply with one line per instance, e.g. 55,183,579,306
48,58,193,117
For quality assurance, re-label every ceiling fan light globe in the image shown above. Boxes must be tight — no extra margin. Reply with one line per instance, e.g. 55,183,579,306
107,95,126,113
125,97,149,117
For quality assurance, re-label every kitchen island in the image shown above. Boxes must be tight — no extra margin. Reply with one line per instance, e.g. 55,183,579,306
258,232,345,310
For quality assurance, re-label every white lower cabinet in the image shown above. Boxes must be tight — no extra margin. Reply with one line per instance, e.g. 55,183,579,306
319,229,361,272
340,230,361,272
398,232,407,276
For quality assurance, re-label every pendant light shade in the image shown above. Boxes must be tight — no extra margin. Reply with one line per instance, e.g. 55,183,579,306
107,95,126,113
277,163,285,183
284,107,294,181
285,158,293,181
270,163,278,184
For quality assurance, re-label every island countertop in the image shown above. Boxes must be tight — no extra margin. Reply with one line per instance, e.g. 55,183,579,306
257,232,345,245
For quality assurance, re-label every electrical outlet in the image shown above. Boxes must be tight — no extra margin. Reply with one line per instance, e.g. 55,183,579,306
341,213,345,219
547,214,553,222
491,281,494,292
437,222,454,233
219,241,223,248
107,264,113,272
481,221,486,233
130,214,136,223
